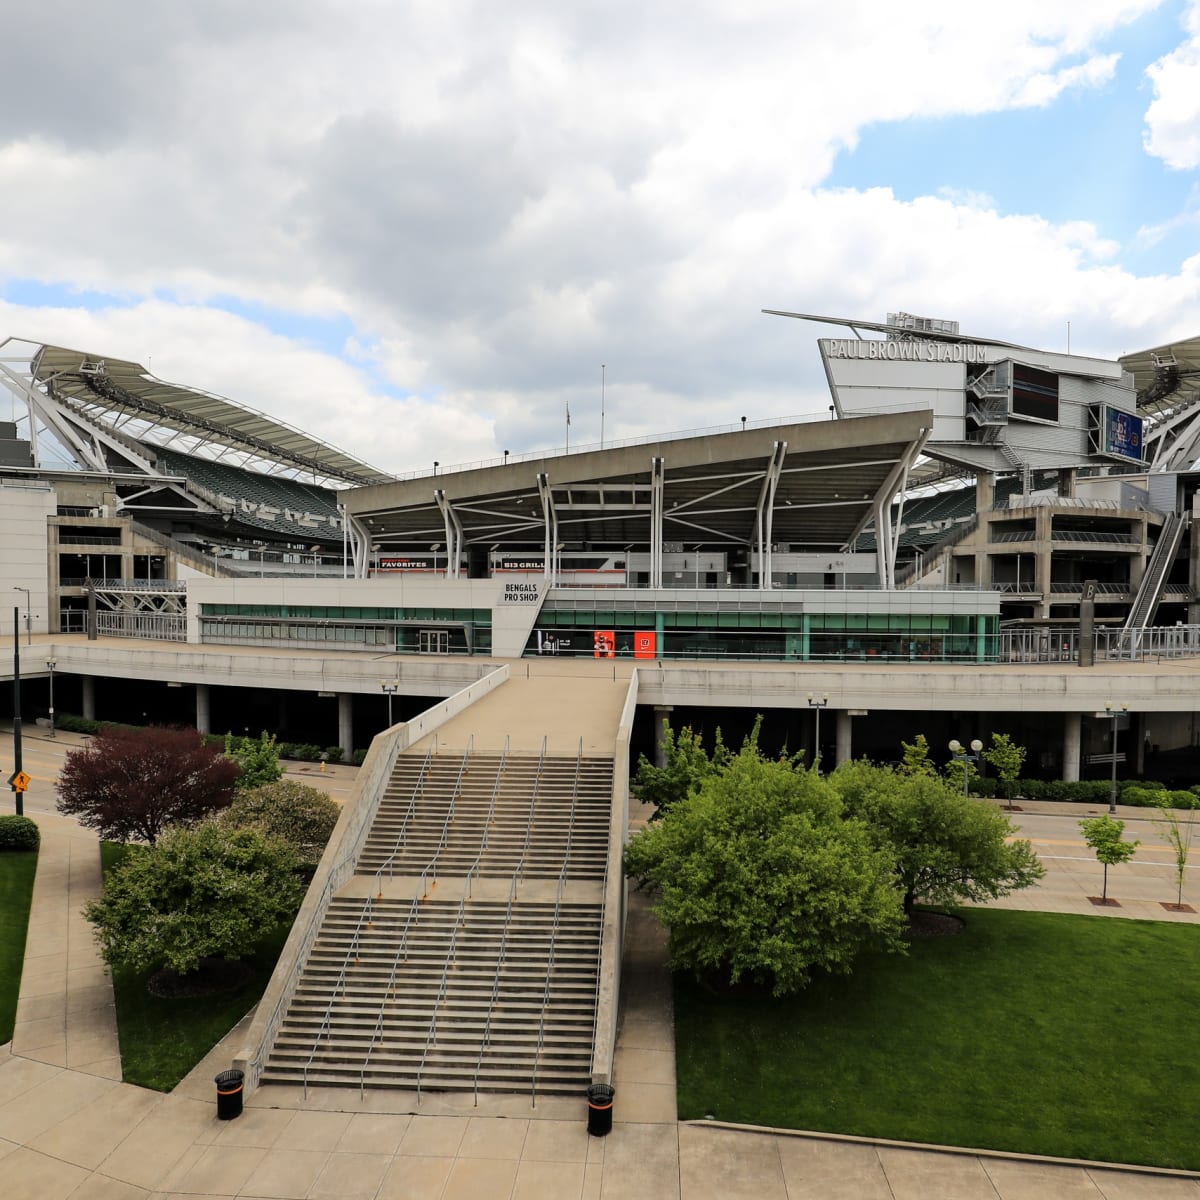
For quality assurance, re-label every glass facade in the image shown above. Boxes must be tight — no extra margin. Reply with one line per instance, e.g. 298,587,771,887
198,604,493,654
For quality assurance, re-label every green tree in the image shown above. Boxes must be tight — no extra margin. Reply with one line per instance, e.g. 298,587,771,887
625,744,905,996
830,761,1045,917
983,733,1027,806
898,734,937,778
225,731,284,790
1079,815,1140,903
1153,799,1195,907
84,822,303,979
632,721,731,820
221,780,340,869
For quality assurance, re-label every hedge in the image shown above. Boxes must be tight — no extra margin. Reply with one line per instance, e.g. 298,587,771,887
0,815,40,851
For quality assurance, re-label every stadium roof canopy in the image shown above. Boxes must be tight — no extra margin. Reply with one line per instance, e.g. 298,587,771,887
1119,335,1200,414
29,343,393,488
343,409,931,555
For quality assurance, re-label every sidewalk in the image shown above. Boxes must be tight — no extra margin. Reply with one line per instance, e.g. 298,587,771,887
2,798,1200,1196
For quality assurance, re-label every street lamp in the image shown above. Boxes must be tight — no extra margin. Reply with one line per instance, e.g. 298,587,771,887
381,680,399,728
1099,702,1128,814
807,694,828,772
46,658,56,737
948,738,984,796
12,587,30,645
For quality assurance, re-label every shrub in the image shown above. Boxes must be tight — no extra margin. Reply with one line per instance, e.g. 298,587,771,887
0,815,40,850
291,744,323,762
350,749,368,766
323,746,344,763
220,781,340,867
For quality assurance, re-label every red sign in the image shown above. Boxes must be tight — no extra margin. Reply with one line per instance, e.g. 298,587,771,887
593,630,615,658
633,631,657,660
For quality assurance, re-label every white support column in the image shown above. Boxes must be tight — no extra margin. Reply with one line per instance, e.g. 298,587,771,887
836,710,853,766
653,705,674,767
753,441,787,590
650,457,665,589
1062,712,1082,783
434,489,463,579
537,474,558,585
345,513,373,578
874,499,890,586
338,693,353,759
196,683,210,735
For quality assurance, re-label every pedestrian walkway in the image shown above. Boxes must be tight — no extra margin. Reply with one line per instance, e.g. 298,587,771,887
3,798,1200,1195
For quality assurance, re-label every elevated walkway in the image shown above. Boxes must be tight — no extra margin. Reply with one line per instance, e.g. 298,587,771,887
239,665,636,1106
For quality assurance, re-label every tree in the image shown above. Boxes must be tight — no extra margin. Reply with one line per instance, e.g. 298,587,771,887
829,761,1045,916
84,821,303,978
983,733,1027,806
56,726,240,844
1079,815,1140,903
898,734,938,778
632,721,731,820
225,731,284,790
1153,799,1194,907
625,743,905,996
221,780,340,868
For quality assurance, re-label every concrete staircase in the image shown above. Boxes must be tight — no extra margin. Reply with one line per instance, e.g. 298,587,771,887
259,741,614,1099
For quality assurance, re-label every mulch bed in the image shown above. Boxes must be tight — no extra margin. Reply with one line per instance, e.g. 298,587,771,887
146,957,254,999
1088,896,1121,907
1161,902,1196,913
908,911,965,938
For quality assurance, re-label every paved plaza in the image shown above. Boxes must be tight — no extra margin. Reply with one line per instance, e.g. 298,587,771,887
3,730,1200,1197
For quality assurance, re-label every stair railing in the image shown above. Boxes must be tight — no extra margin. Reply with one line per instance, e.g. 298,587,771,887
416,736,475,898
470,874,521,1106
515,737,549,884
413,897,467,1104
353,895,424,1100
465,735,511,899
530,865,571,1107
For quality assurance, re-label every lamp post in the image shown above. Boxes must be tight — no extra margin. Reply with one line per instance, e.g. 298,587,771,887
807,694,828,772
11,607,23,816
12,586,30,645
948,738,984,796
381,680,399,728
46,658,56,737
1100,702,1128,814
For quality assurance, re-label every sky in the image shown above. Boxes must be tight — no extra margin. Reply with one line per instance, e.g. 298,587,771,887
2,0,1200,477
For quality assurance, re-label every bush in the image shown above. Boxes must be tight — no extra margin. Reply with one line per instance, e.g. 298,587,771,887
350,749,368,766
0,815,40,850
323,746,344,763
220,781,340,867
290,744,323,762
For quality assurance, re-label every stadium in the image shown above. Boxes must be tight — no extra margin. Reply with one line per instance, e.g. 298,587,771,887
2,312,1200,1099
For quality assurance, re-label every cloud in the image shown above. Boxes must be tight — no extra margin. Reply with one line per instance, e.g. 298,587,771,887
0,1,1190,474
1144,1,1200,169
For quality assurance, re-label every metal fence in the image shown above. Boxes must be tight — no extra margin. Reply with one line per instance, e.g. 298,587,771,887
1000,624,1200,663
95,612,187,641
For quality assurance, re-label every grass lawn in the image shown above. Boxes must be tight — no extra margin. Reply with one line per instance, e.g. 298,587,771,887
0,851,39,1044
100,841,291,1092
675,907,1200,1170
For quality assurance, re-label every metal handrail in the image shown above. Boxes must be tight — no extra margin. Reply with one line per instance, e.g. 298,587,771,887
465,735,511,899
369,742,439,896
515,738,549,884
471,875,521,1106
417,736,475,898
530,739,585,1106
355,895,423,1099
413,897,467,1104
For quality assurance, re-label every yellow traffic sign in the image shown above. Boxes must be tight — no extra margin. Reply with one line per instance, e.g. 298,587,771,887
9,770,30,792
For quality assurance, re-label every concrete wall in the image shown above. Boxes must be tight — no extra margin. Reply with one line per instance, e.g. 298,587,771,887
0,480,55,639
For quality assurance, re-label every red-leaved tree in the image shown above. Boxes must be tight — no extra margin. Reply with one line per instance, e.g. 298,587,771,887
56,726,241,844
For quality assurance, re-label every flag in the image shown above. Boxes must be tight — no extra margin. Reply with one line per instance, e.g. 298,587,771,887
566,403,572,426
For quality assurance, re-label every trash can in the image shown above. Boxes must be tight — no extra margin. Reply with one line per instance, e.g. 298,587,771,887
215,1069,244,1120
586,1083,615,1137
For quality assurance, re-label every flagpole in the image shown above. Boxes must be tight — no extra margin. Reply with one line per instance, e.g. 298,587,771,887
600,364,606,449
566,401,570,452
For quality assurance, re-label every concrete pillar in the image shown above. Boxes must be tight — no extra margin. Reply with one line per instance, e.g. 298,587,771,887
1062,712,1082,782
338,693,353,759
195,684,210,736
975,472,995,513
835,710,852,766
653,705,674,767
1134,712,1147,776
81,675,96,721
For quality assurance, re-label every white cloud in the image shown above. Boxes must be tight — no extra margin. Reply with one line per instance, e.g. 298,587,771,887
0,0,1189,474
1144,1,1200,168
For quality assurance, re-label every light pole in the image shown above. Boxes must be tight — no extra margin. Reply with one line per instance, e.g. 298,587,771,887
46,658,56,737
948,738,984,796
12,587,30,645
1101,702,1128,815
381,680,399,728
807,694,828,772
